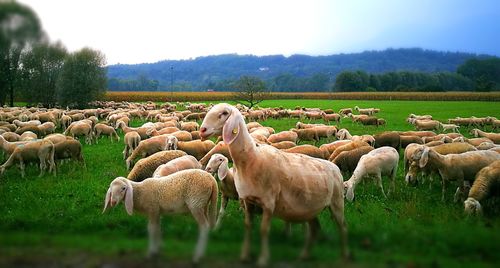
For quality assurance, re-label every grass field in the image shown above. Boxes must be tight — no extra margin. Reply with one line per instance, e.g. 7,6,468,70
1,100,499,267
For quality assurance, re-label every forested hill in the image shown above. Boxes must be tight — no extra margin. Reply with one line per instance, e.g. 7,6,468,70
106,48,491,91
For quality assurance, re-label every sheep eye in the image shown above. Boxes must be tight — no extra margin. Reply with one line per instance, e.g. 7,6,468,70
219,159,223,162
222,111,228,116
121,187,126,191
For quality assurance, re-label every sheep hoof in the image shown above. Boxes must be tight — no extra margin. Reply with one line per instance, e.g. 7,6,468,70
257,256,269,267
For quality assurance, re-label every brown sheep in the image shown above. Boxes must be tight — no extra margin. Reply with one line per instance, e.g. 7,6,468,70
178,140,216,160
270,141,297,150
464,160,500,215
328,140,370,161
267,131,298,144
400,135,424,148
374,131,401,149
332,146,374,176
127,150,187,182
283,144,330,159
199,141,232,167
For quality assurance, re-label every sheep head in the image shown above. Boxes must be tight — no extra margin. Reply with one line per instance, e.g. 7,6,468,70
343,180,355,202
205,153,228,180
103,177,134,215
464,197,482,215
200,103,241,145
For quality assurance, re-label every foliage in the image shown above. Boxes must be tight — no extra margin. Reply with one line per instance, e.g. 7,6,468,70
457,58,500,91
0,0,43,106
108,75,159,91
1,100,499,267
233,75,267,108
19,42,67,107
56,48,107,108
106,48,491,91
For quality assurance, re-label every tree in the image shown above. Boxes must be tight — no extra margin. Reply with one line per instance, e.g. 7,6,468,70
0,0,43,106
20,42,67,107
234,76,267,108
334,71,366,92
56,48,107,108
457,58,500,91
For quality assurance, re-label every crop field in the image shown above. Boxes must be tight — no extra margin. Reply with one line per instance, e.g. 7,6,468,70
1,99,500,268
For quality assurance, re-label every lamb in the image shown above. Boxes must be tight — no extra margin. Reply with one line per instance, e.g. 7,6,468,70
199,103,348,265
343,146,399,202
177,140,216,160
295,122,324,129
336,129,374,146
348,113,369,123
126,134,175,170
374,131,401,149
152,155,202,178
123,131,141,160
283,144,330,159
267,131,298,144
204,153,238,229
94,123,120,143
0,139,55,178
409,146,500,202
103,170,218,263
439,123,460,133
470,129,500,144
199,141,231,167
332,146,374,177
127,150,187,182
464,160,500,215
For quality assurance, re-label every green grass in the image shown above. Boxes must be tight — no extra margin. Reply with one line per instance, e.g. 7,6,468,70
1,100,500,267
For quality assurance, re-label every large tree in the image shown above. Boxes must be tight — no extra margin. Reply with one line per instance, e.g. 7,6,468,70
234,75,267,109
0,0,43,106
20,42,67,107
457,58,500,91
56,48,107,108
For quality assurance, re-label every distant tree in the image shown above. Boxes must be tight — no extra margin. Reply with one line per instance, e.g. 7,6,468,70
0,0,43,106
334,71,366,92
457,58,500,91
56,48,107,108
20,42,67,107
305,73,330,92
234,76,267,108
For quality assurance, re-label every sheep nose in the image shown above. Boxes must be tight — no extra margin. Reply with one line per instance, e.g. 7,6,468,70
200,127,207,133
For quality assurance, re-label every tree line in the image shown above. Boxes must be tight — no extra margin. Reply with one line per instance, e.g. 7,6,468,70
0,1,107,108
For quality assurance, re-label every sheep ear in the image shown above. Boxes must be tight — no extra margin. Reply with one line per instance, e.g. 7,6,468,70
218,161,228,181
124,180,134,215
419,147,430,168
223,110,240,145
103,188,112,213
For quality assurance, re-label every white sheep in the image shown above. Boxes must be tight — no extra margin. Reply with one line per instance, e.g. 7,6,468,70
103,169,218,263
152,155,201,178
439,122,460,133
199,103,348,265
344,146,399,202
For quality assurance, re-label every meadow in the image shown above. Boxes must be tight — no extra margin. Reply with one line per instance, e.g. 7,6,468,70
1,99,499,268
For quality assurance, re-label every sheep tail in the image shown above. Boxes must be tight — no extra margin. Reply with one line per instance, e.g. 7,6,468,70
208,180,219,229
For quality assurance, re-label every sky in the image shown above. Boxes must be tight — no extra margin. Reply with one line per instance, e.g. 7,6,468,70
17,0,500,65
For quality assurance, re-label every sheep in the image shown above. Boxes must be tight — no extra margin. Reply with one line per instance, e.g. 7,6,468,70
313,125,338,141
204,153,238,229
470,129,500,144
1,132,20,142
116,121,151,140
398,131,436,138
439,122,460,133
38,122,56,136
0,139,55,178
199,141,231,167
409,146,500,202
464,160,500,215
328,140,370,162
127,150,187,182
12,119,41,128
20,131,37,141
271,141,297,150
343,146,399,202
348,113,369,123
336,129,374,146
94,123,120,143
374,131,401,149
177,140,216,160
103,170,218,263
283,144,330,159
338,108,352,115
126,134,175,170
321,112,341,123
459,137,494,147
53,139,85,169
180,121,199,132
0,135,30,156
399,135,424,148
199,103,348,265
291,128,319,144
152,155,202,178
411,119,440,131
319,140,352,156
408,114,432,121
476,142,500,151
267,131,298,144
61,115,72,130
64,121,93,145
123,131,141,160
332,146,374,177
377,118,386,126
295,122,324,129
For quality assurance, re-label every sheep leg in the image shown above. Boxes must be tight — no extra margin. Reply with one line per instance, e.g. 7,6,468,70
215,196,229,230
390,165,398,196
257,206,272,267
441,179,447,202
375,174,387,198
147,215,161,258
191,207,210,264
283,221,292,238
299,217,320,260
329,195,349,260
240,200,254,262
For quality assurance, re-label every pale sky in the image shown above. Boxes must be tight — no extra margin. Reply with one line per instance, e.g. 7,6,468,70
18,0,500,65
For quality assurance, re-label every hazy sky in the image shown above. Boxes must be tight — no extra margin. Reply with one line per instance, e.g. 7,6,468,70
18,0,500,65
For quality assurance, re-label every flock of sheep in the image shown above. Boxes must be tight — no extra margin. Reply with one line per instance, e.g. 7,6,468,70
1,101,499,266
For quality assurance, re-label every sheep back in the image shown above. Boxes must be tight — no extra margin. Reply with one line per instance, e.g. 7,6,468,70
127,150,187,181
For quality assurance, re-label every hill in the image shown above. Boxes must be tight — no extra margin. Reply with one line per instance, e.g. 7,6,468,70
106,48,492,91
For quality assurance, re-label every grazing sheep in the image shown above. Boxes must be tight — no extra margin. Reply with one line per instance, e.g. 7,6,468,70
313,125,338,141
267,131,298,144
338,108,352,115
398,131,436,138
116,121,151,140
177,140,216,160
127,150,187,182
408,114,432,121
374,131,401,149
38,122,56,136
204,153,238,229
199,141,231,167
321,112,341,123
1,132,20,142
319,140,352,156
61,115,72,130
103,170,218,263
180,121,200,132
200,103,348,265
0,139,55,178
470,129,500,144
328,140,370,162
126,135,174,170
411,119,440,131
332,146,374,177
283,144,330,159
409,146,500,202
123,131,141,160
64,121,93,145
291,128,320,144
53,139,85,169
399,135,424,148
270,141,297,150
377,118,386,126
20,131,37,141
152,155,202,178
358,116,379,126
295,122,324,129
94,123,120,143
439,123,460,133
343,146,399,202
464,160,500,215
